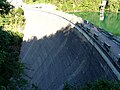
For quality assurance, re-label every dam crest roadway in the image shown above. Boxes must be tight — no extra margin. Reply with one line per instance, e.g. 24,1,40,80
20,4,120,90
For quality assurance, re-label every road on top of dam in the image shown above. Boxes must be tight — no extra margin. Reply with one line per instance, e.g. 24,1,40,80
20,8,119,90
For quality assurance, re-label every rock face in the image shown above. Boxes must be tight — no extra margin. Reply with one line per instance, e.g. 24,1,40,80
20,9,117,90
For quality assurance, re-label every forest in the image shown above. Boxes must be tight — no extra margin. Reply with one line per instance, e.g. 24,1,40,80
0,0,27,89
23,0,120,12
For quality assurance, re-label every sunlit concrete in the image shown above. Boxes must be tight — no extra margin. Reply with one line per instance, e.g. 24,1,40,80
23,8,82,41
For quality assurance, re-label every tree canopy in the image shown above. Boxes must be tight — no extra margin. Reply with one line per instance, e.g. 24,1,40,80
23,0,120,12
0,0,13,14
0,0,27,89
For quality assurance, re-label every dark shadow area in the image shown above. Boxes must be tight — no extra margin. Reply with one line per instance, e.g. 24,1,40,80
20,23,119,90
0,28,28,89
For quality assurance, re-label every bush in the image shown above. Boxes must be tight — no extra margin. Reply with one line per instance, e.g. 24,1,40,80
0,7,25,32
23,0,120,12
0,1,27,89
0,28,28,89
16,7,24,15
63,80,120,90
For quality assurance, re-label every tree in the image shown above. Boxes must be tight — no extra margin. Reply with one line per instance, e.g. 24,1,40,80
0,0,27,89
0,0,13,14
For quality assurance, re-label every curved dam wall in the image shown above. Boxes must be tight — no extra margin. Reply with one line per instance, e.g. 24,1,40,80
20,9,117,90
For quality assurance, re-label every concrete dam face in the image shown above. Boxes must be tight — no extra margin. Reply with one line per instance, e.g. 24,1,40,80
20,10,117,90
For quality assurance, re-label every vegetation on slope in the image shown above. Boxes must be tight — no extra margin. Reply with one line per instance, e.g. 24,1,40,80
0,29,28,89
63,80,120,90
0,0,27,89
23,0,120,12
0,0,13,14
0,7,25,32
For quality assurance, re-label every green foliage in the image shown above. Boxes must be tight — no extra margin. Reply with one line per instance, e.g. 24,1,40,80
0,7,25,32
63,83,71,90
0,0,27,89
83,80,120,90
63,80,120,90
105,0,120,12
23,0,120,12
32,84,40,90
16,7,24,15
0,28,28,89
0,0,13,14
63,82,79,90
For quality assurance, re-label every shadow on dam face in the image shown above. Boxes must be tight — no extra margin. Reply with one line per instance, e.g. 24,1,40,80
20,24,118,90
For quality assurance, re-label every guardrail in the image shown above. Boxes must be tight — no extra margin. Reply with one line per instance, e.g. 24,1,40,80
77,20,120,70
76,21,120,80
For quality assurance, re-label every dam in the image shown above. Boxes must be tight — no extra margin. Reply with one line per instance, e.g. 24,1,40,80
20,7,120,90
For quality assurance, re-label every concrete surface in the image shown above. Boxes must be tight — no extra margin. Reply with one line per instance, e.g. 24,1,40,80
20,9,118,90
